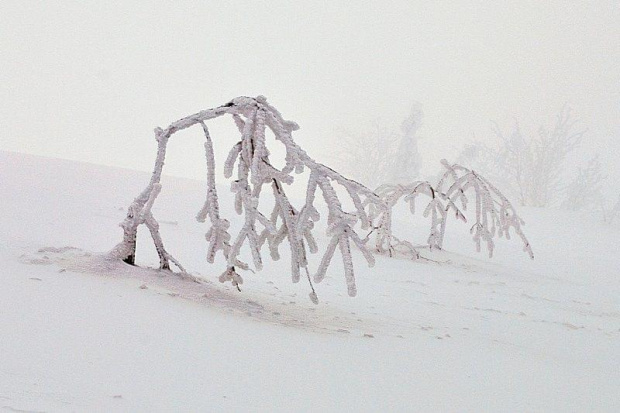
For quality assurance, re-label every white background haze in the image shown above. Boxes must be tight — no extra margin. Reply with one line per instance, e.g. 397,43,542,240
1,0,619,184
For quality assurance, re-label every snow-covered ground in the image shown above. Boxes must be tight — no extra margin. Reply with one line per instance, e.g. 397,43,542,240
1,150,619,412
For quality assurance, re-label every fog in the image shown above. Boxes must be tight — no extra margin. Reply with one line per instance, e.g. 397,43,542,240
2,4,620,408
2,1,619,189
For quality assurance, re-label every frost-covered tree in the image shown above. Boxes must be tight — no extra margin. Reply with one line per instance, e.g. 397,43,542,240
368,160,533,260
453,140,497,177
331,105,423,188
331,122,399,189
390,104,423,184
460,107,585,207
561,155,606,211
109,96,384,300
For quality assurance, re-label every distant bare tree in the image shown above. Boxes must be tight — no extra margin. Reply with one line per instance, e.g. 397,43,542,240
331,105,423,188
562,155,606,211
332,122,399,189
459,107,586,207
492,107,585,207
390,104,423,184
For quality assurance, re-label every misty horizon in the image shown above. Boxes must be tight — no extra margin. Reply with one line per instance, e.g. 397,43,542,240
2,1,618,190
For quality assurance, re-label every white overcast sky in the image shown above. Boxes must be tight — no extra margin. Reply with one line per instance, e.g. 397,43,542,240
1,0,619,182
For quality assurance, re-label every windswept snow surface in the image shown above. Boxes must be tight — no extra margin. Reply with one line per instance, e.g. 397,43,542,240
1,150,619,412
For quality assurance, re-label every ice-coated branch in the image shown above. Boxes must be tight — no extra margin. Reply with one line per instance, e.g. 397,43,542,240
110,96,384,300
438,160,533,259
368,181,464,258
196,121,233,265
369,160,533,260
313,176,375,297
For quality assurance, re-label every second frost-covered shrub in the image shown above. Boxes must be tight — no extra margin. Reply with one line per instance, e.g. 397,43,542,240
368,160,534,260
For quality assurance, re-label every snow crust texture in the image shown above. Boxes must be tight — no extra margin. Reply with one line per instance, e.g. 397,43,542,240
1,151,619,412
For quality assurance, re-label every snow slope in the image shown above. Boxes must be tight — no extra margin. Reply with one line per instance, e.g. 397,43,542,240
1,150,619,412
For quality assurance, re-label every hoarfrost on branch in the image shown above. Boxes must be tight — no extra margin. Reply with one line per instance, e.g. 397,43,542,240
368,160,534,260
109,96,534,302
109,96,383,298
